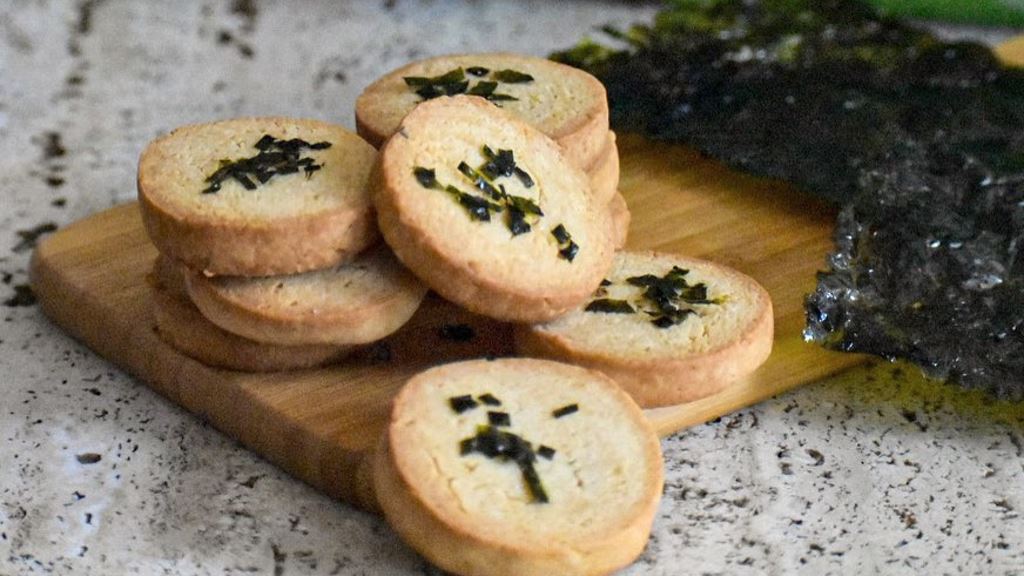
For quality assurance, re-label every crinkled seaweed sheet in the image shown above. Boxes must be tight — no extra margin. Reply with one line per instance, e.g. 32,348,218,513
553,0,1024,399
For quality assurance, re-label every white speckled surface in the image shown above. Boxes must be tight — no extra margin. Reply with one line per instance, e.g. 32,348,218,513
1,1,1022,574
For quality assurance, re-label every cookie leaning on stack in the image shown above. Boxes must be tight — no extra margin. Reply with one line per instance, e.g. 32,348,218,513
147,256,352,372
373,94,615,323
373,357,663,576
184,244,428,346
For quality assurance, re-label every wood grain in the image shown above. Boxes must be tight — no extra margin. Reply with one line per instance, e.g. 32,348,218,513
32,39,1024,511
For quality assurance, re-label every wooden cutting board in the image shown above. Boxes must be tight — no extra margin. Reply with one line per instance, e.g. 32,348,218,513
28,142,859,511
38,39,1024,512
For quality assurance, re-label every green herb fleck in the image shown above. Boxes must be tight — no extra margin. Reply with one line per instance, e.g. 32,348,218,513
403,67,466,87
552,404,578,418
585,299,635,314
551,224,579,262
478,393,502,406
537,445,556,460
488,411,511,427
493,69,535,83
467,80,497,97
454,188,503,222
405,67,523,102
602,266,721,328
202,135,331,194
450,395,478,414
459,425,549,503
414,166,438,188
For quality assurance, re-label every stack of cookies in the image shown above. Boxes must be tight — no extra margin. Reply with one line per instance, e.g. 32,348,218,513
137,53,775,576
138,118,429,371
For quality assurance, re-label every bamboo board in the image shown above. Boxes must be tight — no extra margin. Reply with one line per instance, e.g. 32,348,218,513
30,139,863,510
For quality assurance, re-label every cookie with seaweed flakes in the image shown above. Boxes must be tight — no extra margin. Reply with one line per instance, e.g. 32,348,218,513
587,131,620,205
515,251,774,408
184,244,427,346
608,190,631,249
147,257,350,372
139,117,378,277
373,95,614,323
356,53,609,171
373,357,663,576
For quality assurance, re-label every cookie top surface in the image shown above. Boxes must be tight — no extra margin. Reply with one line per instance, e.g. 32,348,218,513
375,95,613,317
385,357,662,547
356,53,606,145
139,117,376,224
529,251,773,361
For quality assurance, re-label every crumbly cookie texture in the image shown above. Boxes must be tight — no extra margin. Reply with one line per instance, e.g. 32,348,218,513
516,251,774,407
138,117,378,276
374,358,663,576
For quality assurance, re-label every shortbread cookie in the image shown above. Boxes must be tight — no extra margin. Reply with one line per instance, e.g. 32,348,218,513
184,244,428,346
609,190,631,249
356,53,609,170
373,95,614,323
516,251,774,407
139,117,378,276
587,131,619,205
147,257,350,372
373,358,663,576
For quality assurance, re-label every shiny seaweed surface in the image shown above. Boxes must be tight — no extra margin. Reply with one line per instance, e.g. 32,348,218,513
554,0,1024,398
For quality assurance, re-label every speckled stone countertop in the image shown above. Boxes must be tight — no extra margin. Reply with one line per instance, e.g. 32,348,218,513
1,1,1022,575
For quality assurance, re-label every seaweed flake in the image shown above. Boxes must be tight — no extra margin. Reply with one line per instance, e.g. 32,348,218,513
459,425,548,503
492,69,534,83
487,411,511,427
450,395,479,414
551,224,579,262
552,404,578,418
478,393,501,406
406,66,523,102
202,135,330,194
585,298,635,314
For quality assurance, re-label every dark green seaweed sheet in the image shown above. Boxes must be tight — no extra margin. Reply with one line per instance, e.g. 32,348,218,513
553,0,1024,398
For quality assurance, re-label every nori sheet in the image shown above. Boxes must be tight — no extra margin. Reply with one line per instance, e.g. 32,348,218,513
553,0,1024,398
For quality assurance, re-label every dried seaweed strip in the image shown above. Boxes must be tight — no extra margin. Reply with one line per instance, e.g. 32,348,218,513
554,0,1024,398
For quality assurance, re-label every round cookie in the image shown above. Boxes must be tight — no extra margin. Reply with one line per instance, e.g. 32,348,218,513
184,244,428,346
608,190,631,249
356,53,609,171
373,95,615,323
587,131,620,205
139,117,378,276
147,257,350,372
515,251,774,408
373,357,663,576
